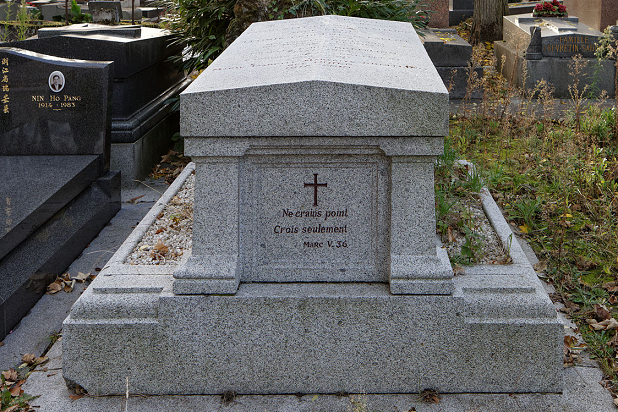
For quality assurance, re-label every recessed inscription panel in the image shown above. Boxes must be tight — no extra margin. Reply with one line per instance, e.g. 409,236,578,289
241,154,389,282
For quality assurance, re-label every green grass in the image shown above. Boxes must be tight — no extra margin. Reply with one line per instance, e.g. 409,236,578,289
450,96,618,393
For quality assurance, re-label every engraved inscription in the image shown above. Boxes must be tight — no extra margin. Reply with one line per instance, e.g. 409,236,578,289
542,35,597,56
30,94,81,111
246,158,388,283
1,57,9,114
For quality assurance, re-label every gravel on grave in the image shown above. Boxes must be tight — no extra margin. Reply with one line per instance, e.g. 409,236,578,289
125,174,194,265
126,173,506,266
441,200,509,266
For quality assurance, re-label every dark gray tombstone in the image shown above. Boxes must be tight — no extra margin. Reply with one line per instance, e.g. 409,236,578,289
10,24,191,187
0,47,121,340
421,28,483,99
495,14,613,97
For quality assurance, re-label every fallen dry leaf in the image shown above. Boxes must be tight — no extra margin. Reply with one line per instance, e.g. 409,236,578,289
72,272,90,283
614,398,618,407
154,241,169,255
64,279,76,293
419,389,440,404
564,335,578,347
453,266,465,276
447,226,454,243
594,304,611,321
69,394,85,401
9,382,23,396
4,405,19,412
21,354,35,365
46,279,63,294
596,318,618,331
128,194,145,204
2,368,17,381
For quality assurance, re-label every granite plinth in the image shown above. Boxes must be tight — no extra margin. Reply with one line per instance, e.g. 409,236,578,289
0,170,120,340
62,164,563,395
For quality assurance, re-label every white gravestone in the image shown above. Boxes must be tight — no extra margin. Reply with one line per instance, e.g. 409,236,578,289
176,15,453,295
62,16,563,396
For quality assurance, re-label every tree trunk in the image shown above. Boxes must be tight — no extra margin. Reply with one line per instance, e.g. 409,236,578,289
470,0,509,45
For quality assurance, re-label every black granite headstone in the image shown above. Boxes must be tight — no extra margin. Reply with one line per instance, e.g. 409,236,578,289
8,24,191,188
9,25,185,126
0,48,120,341
0,47,112,163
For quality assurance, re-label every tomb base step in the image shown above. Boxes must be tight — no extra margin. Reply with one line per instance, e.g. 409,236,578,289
63,278,562,395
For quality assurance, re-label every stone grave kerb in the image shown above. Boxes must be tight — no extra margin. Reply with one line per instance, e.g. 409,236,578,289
176,15,452,295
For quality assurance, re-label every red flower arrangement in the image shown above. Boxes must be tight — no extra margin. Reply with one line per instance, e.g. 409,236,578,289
533,0,568,17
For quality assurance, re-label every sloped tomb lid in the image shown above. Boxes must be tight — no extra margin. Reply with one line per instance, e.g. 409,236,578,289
181,15,448,137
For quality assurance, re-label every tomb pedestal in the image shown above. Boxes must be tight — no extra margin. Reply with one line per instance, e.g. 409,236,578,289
62,16,563,396
0,48,120,340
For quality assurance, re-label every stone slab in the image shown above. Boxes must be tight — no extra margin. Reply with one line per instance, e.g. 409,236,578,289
0,196,156,371
181,15,448,137
0,155,101,261
0,170,120,340
10,25,183,84
24,363,617,411
495,40,615,97
421,28,473,67
110,108,180,187
6,34,185,124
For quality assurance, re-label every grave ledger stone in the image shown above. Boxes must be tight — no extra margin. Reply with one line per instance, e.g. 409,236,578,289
0,47,120,340
495,14,614,97
9,24,191,187
63,16,562,395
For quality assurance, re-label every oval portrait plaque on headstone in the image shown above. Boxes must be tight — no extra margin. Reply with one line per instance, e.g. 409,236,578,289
48,70,65,93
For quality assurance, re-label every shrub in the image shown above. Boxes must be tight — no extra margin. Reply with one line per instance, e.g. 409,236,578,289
161,0,431,73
